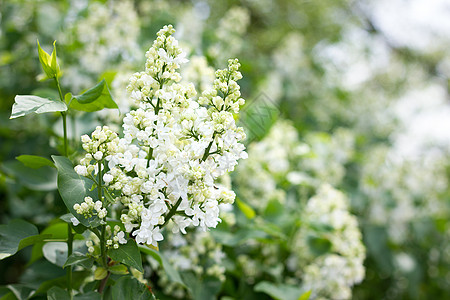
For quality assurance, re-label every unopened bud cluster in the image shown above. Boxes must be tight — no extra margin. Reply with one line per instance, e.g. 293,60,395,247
73,196,107,219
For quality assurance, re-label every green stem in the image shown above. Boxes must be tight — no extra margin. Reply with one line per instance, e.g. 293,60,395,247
202,133,216,161
97,161,109,294
55,77,72,299
67,224,73,299
61,112,68,157
160,197,183,228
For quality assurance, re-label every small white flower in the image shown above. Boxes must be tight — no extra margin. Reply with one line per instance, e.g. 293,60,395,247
70,217,80,226
94,151,103,161
117,231,127,244
74,165,88,176
103,173,114,184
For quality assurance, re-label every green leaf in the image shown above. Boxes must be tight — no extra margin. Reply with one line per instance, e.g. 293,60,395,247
74,291,101,300
43,242,67,267
236,198,256,219
70,80,118,112
47,286,69,300
109,264,129,275
307,235,332,256
111,276,152,300
16,155,55,169
6,284,35,300
298,290,311,300
63,252,93,269
139,246,184,286
30,222,70,265
254,282,305,300
1,160,57,191
10,95,67,119
182,273,222,300
74,80,106,104
109,239,143,272
52,156,99,227
0,219,46,260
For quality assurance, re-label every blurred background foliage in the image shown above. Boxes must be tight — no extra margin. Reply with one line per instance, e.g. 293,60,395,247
1,0,450,299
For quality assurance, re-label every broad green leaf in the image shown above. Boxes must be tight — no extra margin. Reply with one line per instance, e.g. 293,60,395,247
35,270,90,295
1,160,57,191
139,246,184,286
298,290,311,300
43,242,67,267
109,264,129,275
109,239,143,272
16,155,55,169
6,284,35,300
236,198,256,219
10,95,67,119
30,222,71,265
111,276,152,300
70,80,118,112
211,228,268,247
74,291,101,300
74,80,106,104
20,260,65,289
49,288,101,300
182,273,222,300
254,282,305,300
52,156,99,227
0,292,16,300
0,219,46,260
63,252,93,269
47,286,69,300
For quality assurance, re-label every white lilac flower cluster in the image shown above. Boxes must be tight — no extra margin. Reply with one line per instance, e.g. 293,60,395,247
361,146,448,244
74,126,120,178
86,225,128,254
234,120,309,210
292,184,366,300
75,25,247,247
234,121,365,298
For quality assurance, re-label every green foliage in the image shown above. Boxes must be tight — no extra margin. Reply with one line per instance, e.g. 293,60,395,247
182,273,222,300
236,198,256,219
108,240,143,273
254,282,307,300
110,276,152,300
52,156,99,227
1,160,57,191
9,95,67,119
139,246,184,286
63,252,94,269
16,155,55,169
69,80,118,112
0,219,48,260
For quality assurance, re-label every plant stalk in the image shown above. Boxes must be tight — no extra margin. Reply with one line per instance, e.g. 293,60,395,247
55,77,73,299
